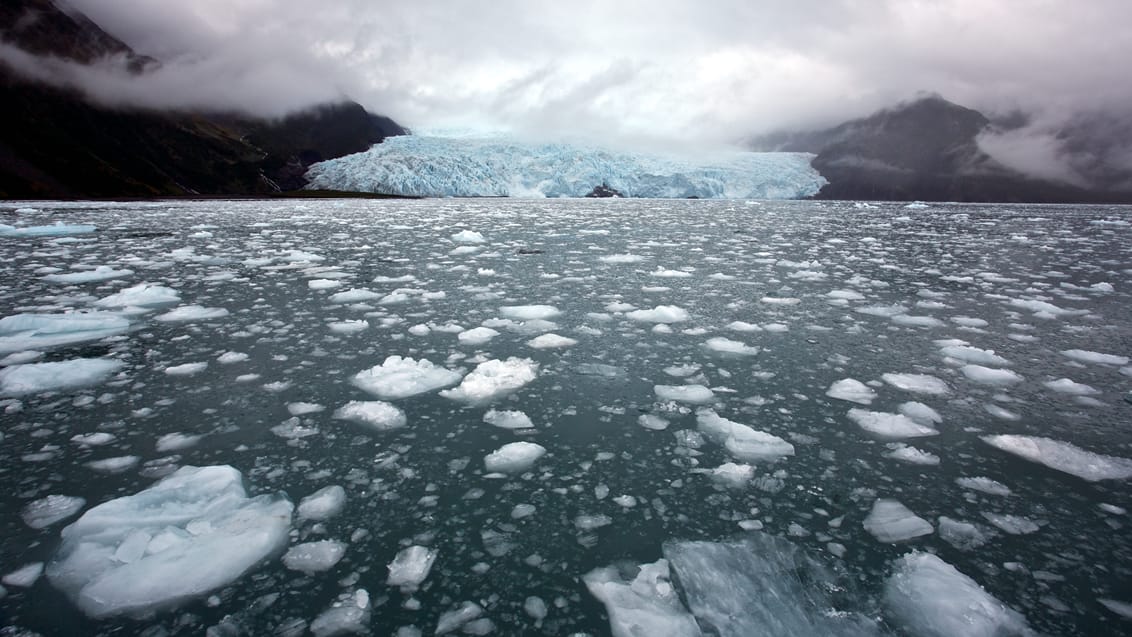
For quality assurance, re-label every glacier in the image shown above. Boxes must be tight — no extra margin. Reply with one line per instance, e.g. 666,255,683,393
304,134,825,199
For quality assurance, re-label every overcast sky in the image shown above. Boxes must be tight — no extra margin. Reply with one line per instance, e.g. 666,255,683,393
10,0,1125,184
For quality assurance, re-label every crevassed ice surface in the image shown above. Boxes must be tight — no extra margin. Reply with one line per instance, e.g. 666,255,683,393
304,135,826,199
0,198,1130,636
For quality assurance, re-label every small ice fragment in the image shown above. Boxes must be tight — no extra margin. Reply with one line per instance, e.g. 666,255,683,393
297,485,346,521
961,365,1023,386
21,495,86,529
484,442,546,473
848,409,938,439
826,379,876,405
333,401,407,431
283,541,347,575
482,409,534,430
654,384,715,404
863,499,933,542
881,373,950,396
386,545,438,592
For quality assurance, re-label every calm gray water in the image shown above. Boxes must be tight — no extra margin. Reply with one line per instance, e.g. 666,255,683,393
0,198,1130,636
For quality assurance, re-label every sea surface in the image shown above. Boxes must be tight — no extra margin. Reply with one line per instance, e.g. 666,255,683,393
0,198,1130,636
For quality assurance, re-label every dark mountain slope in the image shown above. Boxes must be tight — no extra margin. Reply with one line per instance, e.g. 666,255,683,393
753,96,1132,203
0,0,404,198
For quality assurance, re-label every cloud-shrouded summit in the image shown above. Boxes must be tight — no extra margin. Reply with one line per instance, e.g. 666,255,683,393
52,0,1132,146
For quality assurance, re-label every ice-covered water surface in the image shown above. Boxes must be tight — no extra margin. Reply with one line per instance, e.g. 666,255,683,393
304,135,826,199
0,198,1130,636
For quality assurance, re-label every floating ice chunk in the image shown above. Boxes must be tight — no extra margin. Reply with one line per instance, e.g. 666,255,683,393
3,562,44,587
329,320,368,334
961,365,1023,386
651,267,692,278
387,545,438,592
451,230,486,244
0,221,95,236
939,345,1010,366
828,289,866,301
311,589,371,637
351,356,463,400
155,305,229,322
856,304,906,317
696,409,794,461
704,337,759,355
484,441,546,473
0,358,124,396
584,558,701,637
725,321,762,332
982,435,1132,481
1061,349,1129,366
440,357,538,405
863,499,933,542
0,350,42,364
1008,298,1087,317
938,516,995,551
94,283,180,309
898,402,942,425
297,485,346,521
287,402,324,416
46,465,292,619
626,305,690,323
527,333,577,348
164,362,207,376
283,540,346,575
708,462,755,488
216,351,248,364
482,409,534,430
500,305,560,320
328,288,382,304
638,414,670,430
600,254,646,264
1099,599,1132,619
760,296,801,305
881,373,950,396
575,514,613,530
155,433,202,452
662,533,883,637
308,279,342,290
333,400,407,431
436,602,485,635
0,312,130,353
44,266,133,284
885,552,1031,637
956,477,1011,496
457,326,500,345
86,455,139,474
981,512,1039,535
891,315,945,328
1043,378,1100,395
826,379,876,405
883,444,940,465
654,384,715,404
22,495,86,529
847,409,938,439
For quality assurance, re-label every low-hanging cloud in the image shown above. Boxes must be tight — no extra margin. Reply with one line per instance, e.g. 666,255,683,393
9,0,1132,183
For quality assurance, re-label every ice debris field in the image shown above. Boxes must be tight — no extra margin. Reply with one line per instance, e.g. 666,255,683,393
0,198,1130,636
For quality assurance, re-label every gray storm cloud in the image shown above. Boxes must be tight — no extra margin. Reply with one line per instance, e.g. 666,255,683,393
11,0,1132,184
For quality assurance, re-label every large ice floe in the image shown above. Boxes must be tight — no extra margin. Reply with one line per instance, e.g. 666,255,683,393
885,552,1033,637
586,533,882,637
46,465,292,619
696,409,795,461
0,312,130,353
0,358,124,396
304,134,826,198
982,435,1132,481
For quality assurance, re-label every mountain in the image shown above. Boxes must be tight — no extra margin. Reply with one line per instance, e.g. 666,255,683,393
751,95,1132,203
0,0,405,198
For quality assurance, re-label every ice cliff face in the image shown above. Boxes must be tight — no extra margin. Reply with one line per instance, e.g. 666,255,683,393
304,135,825,199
